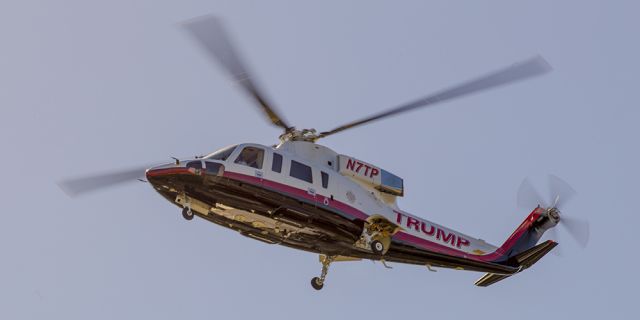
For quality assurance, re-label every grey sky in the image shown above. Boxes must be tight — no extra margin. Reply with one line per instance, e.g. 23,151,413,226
1,0,638,319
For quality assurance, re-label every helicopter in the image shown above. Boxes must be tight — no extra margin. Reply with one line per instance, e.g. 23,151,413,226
60,15,589,290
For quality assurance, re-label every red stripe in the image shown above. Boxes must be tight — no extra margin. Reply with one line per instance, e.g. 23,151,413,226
493,210,542,256
146,167,193,177
392,210,541,261
154,168,534,263
224,171,369,220
222,171,530,262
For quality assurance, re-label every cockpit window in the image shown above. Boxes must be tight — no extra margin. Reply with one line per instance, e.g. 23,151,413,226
234,147,264,169
204,145,237,161
186,161,202,169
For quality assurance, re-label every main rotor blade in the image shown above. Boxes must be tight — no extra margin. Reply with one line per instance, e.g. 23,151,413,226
517,177,547,209
182,15,291,131
58,166,149,198
317,56,551,139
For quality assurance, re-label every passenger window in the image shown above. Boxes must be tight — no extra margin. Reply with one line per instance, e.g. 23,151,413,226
272,153,283,173
321,171,329,188
290,160,312,183
234,147,264,169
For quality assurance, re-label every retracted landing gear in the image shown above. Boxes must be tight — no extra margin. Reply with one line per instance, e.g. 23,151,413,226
311,255,335,290
370,240,384,254
355,216,398,256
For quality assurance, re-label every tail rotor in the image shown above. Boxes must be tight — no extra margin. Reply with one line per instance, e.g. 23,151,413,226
517,175,589,249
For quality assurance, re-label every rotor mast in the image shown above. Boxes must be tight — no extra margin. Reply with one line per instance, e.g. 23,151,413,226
279,128,320,143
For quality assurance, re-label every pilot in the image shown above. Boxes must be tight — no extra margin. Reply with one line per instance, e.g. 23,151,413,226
236,148,259,168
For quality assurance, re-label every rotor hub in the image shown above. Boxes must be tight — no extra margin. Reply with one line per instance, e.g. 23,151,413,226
279,128,319,143
547,207,561,224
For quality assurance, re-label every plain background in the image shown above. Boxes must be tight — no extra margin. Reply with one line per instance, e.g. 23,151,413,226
1,1,638,319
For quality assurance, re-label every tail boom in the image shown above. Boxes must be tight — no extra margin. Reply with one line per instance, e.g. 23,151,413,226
488,206,558,264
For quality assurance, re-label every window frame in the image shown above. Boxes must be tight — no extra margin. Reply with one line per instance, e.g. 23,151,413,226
321,171,329,189
272,153,283,173
234,146,265,169
289,160,313,183
204,145,237,161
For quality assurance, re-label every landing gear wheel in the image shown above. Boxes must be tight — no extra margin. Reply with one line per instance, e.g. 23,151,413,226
371,240,384,254
182,207,194,220
311,277,324,290
311,255,334,291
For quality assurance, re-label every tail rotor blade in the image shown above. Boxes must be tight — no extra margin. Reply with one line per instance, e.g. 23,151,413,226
546,227,562,256
560,216,590,248
517,177,547,209
516,175,587,252
548,174,576,209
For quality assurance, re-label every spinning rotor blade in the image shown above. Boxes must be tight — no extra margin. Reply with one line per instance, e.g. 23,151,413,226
58,166,149,197
516,175,589,249
548,174,576,210
182,15,291,131
317,56,551,139
560,216,590,248
517,177,547,209
546,227,562,256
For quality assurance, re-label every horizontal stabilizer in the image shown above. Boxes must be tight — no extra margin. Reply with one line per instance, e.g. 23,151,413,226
513,240,558,268
475,273,511,287
475,240,557,287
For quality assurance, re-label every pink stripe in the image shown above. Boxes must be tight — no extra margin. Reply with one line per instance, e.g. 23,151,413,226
392,210,540,261
225,171,368,220
221,170,533,262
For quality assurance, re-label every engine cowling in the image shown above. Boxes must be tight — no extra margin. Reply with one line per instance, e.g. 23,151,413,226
337,155,404,196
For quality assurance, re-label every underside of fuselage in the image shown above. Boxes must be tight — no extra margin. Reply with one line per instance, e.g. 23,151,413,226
146,167,517,275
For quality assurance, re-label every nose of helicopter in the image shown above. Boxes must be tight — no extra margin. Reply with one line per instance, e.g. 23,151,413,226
144,161,204,200
145,162,190,179
145,160,225,186
145,161,201,187
144,160,226,208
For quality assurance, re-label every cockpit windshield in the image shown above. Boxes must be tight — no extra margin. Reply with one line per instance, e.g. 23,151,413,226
204,145,237,161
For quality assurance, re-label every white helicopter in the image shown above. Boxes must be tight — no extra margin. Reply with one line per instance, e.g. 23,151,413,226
60,15,589,290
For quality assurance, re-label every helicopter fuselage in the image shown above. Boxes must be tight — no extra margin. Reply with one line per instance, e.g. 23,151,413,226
145,141,545,275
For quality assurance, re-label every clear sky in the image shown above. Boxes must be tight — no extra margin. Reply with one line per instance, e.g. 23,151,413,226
1,0,638,319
